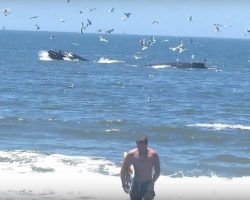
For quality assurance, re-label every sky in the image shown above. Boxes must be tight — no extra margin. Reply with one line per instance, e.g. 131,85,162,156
1,0,250,39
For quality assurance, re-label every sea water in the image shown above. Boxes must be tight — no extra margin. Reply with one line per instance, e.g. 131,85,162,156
0,30,249,182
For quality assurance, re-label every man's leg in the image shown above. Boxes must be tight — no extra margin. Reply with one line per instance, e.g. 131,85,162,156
143,190,155,200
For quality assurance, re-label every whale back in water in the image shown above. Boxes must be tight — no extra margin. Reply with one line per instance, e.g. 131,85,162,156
175,62,206,69
149,62,207,69
47,49,88,61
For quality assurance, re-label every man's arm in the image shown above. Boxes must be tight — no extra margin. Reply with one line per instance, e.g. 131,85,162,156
152,153,160,183
120,154,130,193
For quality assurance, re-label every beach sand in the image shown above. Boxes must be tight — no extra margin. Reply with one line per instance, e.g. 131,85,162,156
0,172,249,200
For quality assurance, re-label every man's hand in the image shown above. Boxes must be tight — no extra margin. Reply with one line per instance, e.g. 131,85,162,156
122,183,130,193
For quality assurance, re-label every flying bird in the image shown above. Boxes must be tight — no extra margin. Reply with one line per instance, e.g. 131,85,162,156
245,28,250,37
87,19,92,26
81,22,88,34
140,39,149,51
105,28,114,34
109,8,115,13
1,8,11,16
50,33,55,40
35,24,40,30
191,53,196,61
213,24,223,32
169,41,187,53
88,8,96,12
152,20,159,24
124,12,131,18
121,12,131,20
30,16,39,19
133,55,142,60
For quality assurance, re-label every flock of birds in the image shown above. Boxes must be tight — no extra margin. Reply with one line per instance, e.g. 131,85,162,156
0,1,249,65
0,4,210,64
1,2,250,36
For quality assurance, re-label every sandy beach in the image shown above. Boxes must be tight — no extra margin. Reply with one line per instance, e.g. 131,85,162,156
0,171,249,200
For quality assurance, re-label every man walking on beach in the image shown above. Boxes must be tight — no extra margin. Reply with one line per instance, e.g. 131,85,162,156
120,135,160,200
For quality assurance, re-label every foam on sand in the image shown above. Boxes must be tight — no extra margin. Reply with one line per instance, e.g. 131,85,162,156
0,171,249,200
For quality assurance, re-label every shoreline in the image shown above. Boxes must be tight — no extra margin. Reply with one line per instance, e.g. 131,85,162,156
0,172,249,200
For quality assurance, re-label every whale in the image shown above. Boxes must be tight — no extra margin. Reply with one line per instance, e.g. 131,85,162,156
47,49,88,61
149,62,207,69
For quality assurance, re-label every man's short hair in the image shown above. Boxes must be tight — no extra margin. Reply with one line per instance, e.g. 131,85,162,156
136,135,148,144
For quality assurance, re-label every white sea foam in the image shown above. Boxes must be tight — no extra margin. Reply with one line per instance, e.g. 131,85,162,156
97,57,124,64
38,50,52,61
188,123,250,130
0,151,250,199
151,64,171,69
0,171,249,200
0,150,120,175
104,128,120,133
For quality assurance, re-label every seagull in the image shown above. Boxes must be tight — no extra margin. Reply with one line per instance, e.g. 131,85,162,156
50,33,55,40
35,24,40,30
140,39,149,51
66,0,70,3
79,10,83,14
121,12,131,20
68,83,75,88
97,29,102,33
105,28,114,34
133,55,142,60
87,19,92,26
109,8,115,12
213,24,223,32
152,20,159,24
81,22,88,34
245,28,250,37
124,12,131,18
191,53,196,60
88,8,96,12
60,18,65,22
30,16,39,19
169,41,187,53
188,15,192,22
1,8,11,16
148,35,156,45
178,47,186,53
169,46,179,52
99,36,108,43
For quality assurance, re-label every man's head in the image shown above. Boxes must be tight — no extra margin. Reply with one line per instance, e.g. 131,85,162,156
136,135,148,153
136,135,148,145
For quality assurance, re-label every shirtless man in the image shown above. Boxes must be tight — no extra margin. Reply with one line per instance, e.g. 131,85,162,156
120,135,160,200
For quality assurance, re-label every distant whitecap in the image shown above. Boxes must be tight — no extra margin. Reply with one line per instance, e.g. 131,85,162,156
97,57,124,64
188,123,250,130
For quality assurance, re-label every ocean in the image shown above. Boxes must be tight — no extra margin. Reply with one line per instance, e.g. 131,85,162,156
0,30,249,184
